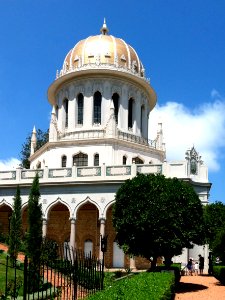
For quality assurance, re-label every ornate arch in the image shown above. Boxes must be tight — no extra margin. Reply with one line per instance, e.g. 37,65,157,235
44,197,72,219
0,199,13,210
102,199,116,219
74,196,101,218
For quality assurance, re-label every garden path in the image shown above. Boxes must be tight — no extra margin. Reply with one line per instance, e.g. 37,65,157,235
175,274,225,300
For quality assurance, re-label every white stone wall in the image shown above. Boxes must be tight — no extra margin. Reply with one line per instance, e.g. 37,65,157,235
53,77,149,137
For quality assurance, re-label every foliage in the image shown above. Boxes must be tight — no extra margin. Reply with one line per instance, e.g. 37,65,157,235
40,238,59,263
204,201,225,261
26,174,43,292
8,186,22,263
6,276,23,299
113,173,205,265
213,265,225,285
87,272,175,300
0,252,24,297
211,228,225,264
0,233,9,244
20,129,48,169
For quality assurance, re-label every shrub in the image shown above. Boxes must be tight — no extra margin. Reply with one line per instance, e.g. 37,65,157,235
213,266,225,284
0,233,9,244
153,265,181,285
87,272,175,300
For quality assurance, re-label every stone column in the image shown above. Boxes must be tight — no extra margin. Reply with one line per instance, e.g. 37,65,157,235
69,218,76,250
42,218,47,238
68,98,75,131
130,256,137,271
99,218,106,261
84,83,93,128
57,96,63,133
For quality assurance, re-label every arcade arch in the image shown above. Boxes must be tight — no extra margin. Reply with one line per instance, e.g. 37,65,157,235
0,203,12,235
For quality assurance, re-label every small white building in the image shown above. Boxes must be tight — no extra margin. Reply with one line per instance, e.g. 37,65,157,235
0,21,211,270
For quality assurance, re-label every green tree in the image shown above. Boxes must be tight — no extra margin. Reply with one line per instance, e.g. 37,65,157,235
204,201,225,263
204,201,225,248
26,174,43,268
113,173,205,268
8,186,22,263
20,129,48,169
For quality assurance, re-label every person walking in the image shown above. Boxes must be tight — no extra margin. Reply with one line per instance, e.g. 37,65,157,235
194,261,199,275
199,254,204,275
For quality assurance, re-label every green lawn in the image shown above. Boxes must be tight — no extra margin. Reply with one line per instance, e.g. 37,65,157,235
0,251,24,296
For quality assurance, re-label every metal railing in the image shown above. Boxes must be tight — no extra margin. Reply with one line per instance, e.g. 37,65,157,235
2,241,104,300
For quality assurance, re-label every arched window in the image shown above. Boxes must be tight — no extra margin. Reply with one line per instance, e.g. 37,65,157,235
112,93,119,123
61,155,67,168
36,162,41,169
77,93,84,125
73,152,88,166
128,98,134,129
132,157,144,164
94,153,99,166
93,91,102,124
122,156,127,165
55,105,59,119
63,99,69,128
141,105,145,134
84,239,93,255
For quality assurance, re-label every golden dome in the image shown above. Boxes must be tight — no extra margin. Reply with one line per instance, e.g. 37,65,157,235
61,21,145,78
49,21,156,111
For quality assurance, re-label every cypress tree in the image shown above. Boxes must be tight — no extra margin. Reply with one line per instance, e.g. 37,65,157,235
8,186,22,263
27,174,43,268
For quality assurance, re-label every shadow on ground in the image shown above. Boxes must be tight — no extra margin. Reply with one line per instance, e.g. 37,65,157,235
176,282,208,294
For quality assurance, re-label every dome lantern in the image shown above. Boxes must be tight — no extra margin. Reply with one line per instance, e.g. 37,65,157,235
100,18,109,35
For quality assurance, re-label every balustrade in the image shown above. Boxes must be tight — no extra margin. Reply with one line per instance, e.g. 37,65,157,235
0,163,168,185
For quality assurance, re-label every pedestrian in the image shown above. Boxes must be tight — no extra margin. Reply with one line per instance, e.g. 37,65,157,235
187,258,193,275
194,261,199,275
199,254,204,275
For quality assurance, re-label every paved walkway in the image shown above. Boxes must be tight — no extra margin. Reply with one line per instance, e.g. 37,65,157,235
175,274,225,300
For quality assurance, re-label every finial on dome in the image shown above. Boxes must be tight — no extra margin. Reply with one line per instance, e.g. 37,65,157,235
100,18,109,35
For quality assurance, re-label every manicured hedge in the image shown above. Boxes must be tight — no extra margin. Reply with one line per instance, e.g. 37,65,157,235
213,266,225,284
153,265,181,285
87,272,175,300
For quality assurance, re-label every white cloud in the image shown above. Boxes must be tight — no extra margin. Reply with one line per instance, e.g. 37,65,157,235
149,91,225,172
0,158,21,170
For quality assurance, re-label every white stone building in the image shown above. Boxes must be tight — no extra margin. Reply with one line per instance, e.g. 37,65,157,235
0,21,211,270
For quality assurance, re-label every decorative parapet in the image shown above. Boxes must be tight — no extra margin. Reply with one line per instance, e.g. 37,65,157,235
137,164,162,174
0,171,16,180
77,167,101,177
56,63,150,85
0,161,208,184
58,127,157,149
48,168,72,178
106,166,131,176
21,169,43,179
59,129,105,141
117,130,156,148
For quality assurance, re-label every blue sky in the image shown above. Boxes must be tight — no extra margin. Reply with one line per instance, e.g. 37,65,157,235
0,0,225,203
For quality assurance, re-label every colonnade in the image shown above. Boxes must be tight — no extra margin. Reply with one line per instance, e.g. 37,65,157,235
41,214,136,270
56,79,149,140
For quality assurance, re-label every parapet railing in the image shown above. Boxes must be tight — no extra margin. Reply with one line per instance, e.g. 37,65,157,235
0,163,163,183
59,128,157,149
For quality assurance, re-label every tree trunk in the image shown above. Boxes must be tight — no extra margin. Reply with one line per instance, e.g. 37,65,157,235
164,255,172,269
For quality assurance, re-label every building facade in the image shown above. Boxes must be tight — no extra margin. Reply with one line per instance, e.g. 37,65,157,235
0,21,211,269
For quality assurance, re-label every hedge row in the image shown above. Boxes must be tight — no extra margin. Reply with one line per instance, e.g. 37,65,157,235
213,266,225,284
87,271,175,300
